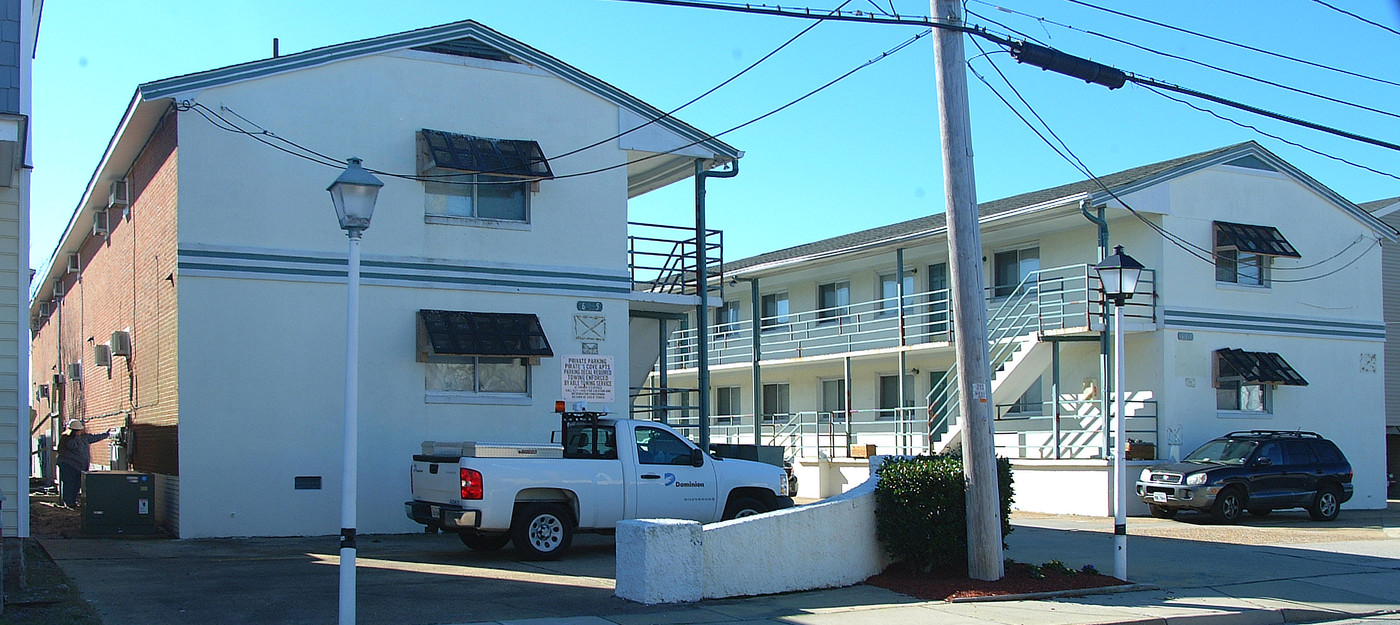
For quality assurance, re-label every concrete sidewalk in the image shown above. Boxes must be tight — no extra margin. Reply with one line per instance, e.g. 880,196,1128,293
39,506,1400,625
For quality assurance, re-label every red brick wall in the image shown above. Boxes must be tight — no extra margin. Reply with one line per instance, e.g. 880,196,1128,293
30,108,180,475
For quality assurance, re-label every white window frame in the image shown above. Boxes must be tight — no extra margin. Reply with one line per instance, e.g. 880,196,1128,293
1215,248,1271,287
992,246,1039,298
817,280,851,323
761,382,790,424
425,356,532,405
760,291,790,331
424,173,532,228
878,273,915,318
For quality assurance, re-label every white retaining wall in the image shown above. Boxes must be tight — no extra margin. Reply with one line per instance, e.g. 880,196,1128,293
615,474,888,604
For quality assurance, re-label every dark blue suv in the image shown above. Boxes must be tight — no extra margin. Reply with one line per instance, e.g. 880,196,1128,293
1135,430,1353,523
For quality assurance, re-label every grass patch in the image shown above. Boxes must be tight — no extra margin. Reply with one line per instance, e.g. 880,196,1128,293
1,539,102,625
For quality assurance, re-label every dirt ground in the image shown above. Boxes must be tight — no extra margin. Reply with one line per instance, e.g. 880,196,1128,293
28,493,83,539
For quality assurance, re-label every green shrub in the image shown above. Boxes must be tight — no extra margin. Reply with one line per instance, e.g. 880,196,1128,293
873,453,1014,571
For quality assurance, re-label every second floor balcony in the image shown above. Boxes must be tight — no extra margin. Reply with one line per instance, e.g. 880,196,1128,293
664,263,1157,371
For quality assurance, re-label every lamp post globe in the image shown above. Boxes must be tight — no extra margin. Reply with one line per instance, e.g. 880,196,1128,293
327,157,384,233
1095,245,1145,305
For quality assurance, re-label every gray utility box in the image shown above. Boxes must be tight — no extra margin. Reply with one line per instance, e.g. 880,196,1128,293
82,471,156,536
709,443,785,468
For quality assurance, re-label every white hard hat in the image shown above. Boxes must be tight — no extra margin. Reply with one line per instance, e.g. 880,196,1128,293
66,419,85,430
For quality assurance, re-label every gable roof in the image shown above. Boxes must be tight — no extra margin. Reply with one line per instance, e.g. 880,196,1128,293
35,19,741,304
138,20,740,174
726,141,1398,275
1361,196,1400,218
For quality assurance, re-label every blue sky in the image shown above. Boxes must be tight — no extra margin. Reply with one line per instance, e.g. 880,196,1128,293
30,0,1400,271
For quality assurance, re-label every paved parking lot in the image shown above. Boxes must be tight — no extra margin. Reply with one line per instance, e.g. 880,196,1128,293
38,503,1399,625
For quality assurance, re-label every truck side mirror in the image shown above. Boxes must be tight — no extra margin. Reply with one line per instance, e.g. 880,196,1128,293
690,448,705,467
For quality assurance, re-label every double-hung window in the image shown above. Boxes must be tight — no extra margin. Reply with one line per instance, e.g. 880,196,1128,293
993,247,1039,298
760,292,790,331
817,281,850,323
1213,221,1299,287
417,129,552,226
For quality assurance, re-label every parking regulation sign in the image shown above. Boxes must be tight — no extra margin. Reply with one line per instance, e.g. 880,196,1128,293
562,355,615,402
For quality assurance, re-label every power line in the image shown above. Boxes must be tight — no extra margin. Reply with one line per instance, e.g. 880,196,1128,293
1123,74,1400,153
1139,84,1400,182
1064,0,1400,89
966,44,1376,280
976,1,1400,122
1308,0,1400,38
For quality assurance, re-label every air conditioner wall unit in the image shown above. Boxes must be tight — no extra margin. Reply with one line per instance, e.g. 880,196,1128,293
66,253,80,274
94,344,112,368
37,383,49,399
107,179,128,210
38,302,49,317
67,362,82,381
92,209,110,237
110,330,132,357
52,281,64,298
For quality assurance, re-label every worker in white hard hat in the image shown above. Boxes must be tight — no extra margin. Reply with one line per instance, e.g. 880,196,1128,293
57,419,116,508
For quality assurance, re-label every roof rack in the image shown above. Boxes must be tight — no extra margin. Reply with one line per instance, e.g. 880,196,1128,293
1223,430,1321,439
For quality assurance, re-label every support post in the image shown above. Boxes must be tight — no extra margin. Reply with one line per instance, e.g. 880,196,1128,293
897,249,909,451
933,0,1003,580
750,277,762,445
659,318,669,424
694,158,738,447
1052,341,1061,460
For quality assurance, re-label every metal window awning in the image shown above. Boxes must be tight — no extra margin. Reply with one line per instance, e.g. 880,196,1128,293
416,310,554,361
1216,348,1308,386
1214,221,1301,258
417,128,553,179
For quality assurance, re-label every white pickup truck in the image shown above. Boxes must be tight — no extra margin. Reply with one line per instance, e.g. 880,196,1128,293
405,412,794,559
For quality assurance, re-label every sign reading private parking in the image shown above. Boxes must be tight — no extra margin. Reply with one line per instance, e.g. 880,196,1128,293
562,355,615,402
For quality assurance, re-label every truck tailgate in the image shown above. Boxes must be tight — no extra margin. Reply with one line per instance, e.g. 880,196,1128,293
410,455,463,504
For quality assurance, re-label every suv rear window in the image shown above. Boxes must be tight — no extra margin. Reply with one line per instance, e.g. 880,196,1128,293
1311,439,1344,463
1283,440,1318,465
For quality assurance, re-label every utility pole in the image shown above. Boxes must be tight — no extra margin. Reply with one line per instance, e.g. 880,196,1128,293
932,0,1003,581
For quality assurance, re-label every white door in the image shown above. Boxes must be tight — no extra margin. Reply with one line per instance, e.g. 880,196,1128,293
631,425,719,522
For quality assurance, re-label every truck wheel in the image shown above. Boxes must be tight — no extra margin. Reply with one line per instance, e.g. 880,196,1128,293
1307,485,1341,521
1210,486,1245,524
512,503,573,560
458,530,511,552
722,496,768,520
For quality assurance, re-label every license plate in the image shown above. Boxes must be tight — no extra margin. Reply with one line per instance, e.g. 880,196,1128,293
1152,492,1167,503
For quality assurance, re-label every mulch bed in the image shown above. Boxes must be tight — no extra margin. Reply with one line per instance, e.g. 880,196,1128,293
865,560,1129,601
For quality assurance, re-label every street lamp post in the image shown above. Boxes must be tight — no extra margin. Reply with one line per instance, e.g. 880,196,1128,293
327,157,383,625
1094,245,1144,583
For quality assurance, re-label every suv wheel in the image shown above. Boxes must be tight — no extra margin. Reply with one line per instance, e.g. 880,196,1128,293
1307,485,1341,521
1148,504,1177,519
1211,487,1246,524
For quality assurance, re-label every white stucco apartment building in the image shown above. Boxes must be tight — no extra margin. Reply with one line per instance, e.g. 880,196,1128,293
29,20,739,537
650,142,1395,514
